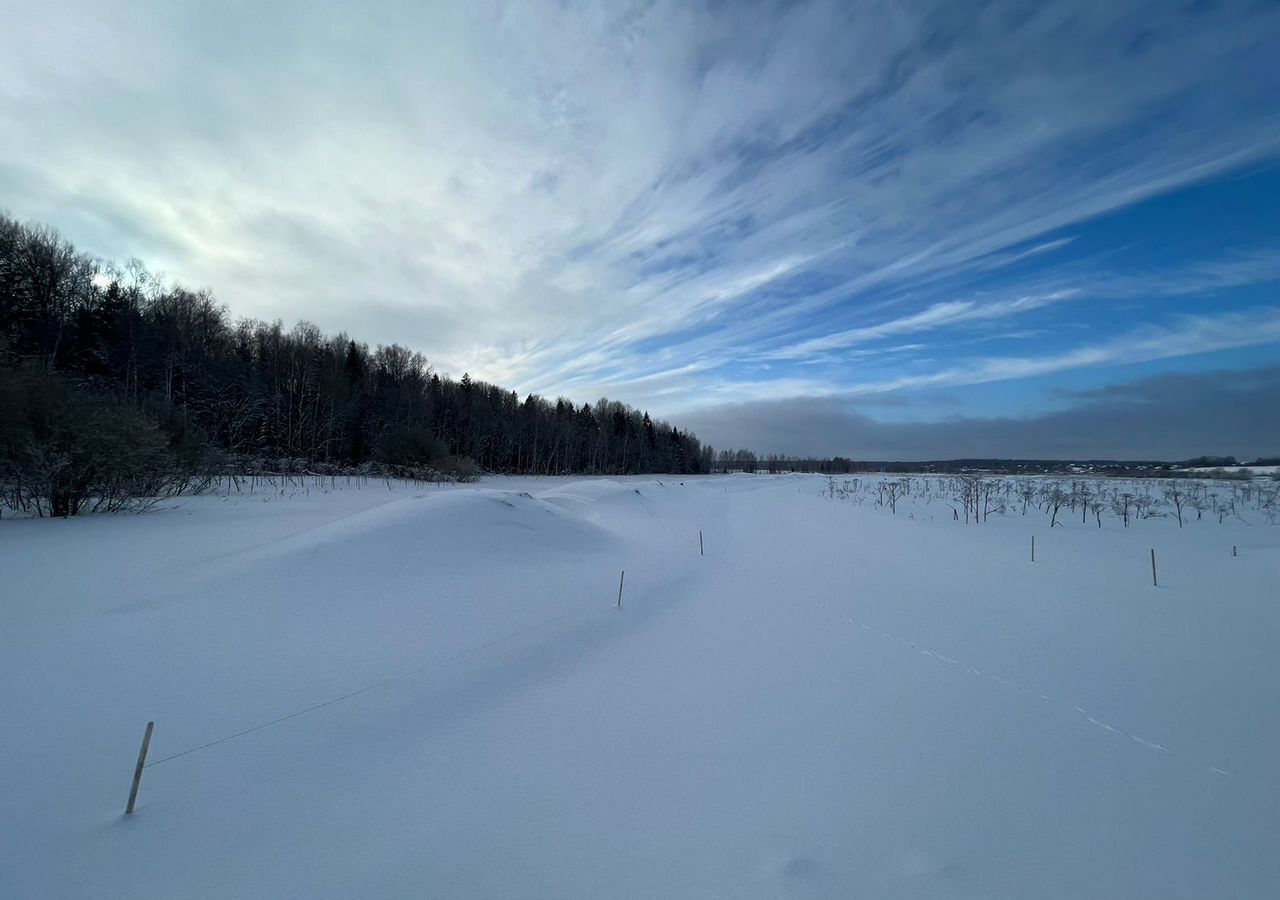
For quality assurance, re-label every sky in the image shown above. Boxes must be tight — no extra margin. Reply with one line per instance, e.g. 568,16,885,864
3,0,1280,459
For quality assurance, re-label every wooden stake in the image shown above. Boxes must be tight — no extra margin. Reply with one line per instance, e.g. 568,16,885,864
125,721,155,815
699,530,704,556
1031,535,1035,562
617,570,625,608
1150,548,1158,587
1232,545,1238,558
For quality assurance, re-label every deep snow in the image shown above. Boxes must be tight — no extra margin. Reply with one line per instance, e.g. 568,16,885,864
2,474,1277,899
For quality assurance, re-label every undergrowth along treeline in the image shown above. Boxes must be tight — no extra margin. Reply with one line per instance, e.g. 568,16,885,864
0,214,715,515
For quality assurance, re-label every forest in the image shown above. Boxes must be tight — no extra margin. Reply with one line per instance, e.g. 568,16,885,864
0,215,717,515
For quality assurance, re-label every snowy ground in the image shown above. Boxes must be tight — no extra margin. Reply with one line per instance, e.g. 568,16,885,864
2,473,1278,899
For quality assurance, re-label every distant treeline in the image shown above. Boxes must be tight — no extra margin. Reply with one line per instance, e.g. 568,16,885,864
0,215,717,513
723,455,1278,477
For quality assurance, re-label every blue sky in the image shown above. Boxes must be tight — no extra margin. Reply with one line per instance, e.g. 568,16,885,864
2,0,1279,457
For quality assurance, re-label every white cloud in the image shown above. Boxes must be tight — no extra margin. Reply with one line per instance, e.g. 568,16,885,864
840,307,1280,397
2,0,1279,414
764,290,1081,360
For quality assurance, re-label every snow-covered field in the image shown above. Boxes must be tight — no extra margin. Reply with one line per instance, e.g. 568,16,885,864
2,473,1278,899
1184,464,1280,476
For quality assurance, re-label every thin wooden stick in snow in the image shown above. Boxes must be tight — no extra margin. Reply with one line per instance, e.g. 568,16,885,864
125,721,154,815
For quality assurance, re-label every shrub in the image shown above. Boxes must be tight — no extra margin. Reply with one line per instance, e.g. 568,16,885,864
1,367,178,515
435,454,479,483
375,424,448,468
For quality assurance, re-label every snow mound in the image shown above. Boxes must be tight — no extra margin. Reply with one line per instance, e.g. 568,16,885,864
211,487,616,575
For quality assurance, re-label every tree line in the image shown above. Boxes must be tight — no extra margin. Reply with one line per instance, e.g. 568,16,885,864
0,214,715,514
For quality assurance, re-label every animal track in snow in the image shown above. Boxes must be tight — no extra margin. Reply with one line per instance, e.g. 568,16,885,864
812,598,1266,790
